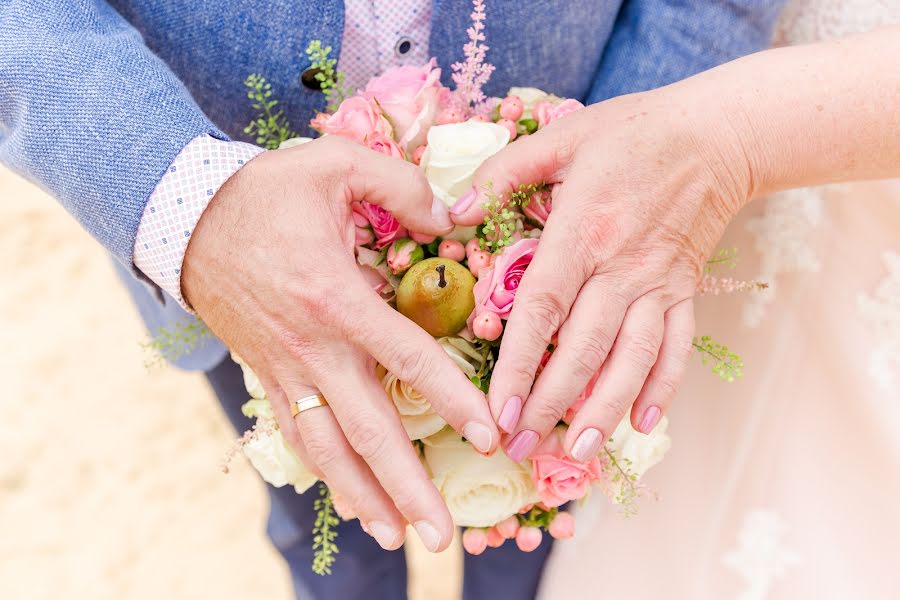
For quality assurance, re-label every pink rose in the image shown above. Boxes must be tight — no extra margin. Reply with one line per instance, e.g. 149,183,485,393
315,96,393,144
533,98,585,127
367,132,405,159
363,59,446,151
386,238,423,275
562,369,600,424
468,238,538,327
355,201,407,250
352,207,375,246
523,191,552,226
530,427,603,508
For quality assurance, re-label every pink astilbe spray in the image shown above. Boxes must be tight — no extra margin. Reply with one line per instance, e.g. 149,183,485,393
450,0,496,117
697,275,769,296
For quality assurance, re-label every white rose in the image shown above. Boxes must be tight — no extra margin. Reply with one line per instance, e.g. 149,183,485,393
421,120,510,208
606,416,672,479
278,136,314,149
506,87,563,119
243,428,318,494
377,337,482,440
423,427,538,527
232,353,266,400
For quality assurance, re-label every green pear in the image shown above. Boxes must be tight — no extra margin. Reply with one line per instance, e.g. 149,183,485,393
397,257,476,337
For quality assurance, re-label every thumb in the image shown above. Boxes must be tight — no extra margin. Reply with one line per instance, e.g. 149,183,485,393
347,143,454,236
450,129,569,226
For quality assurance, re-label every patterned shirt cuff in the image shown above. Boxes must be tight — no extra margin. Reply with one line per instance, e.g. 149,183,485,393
133,134,264,311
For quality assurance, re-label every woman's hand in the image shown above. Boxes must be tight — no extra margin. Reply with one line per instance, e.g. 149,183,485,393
452,89,753,462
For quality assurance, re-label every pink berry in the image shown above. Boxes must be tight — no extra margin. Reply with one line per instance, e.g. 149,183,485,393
471,114,490,123
411,145,427,165
438,239,466,262
462,528,488,555
548,511,576,540
515,526,543,552
499,95,524,121
486,527,505,548
496,516,520,539
468,250,492,277
465,238,481,257
496,118,518,141
436,108,465,125
472,311,503,341
410,231,437,245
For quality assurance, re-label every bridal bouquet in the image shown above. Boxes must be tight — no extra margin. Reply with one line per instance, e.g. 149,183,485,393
197,0,755,575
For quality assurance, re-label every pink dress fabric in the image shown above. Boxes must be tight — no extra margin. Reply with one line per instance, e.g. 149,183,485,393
539,3,900,598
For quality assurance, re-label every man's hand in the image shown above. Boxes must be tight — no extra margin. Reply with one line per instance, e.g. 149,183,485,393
183,136,499,552
452,90,753,463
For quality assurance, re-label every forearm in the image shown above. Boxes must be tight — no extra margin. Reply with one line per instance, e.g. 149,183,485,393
675,25,900,197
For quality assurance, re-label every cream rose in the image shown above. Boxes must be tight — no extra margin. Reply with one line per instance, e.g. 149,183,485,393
278,136,314,149
506,87,562,119
606,416,672,479
232,353,266,400
421,120,510,208
243,428,318,494
378,337,482,440
423,427,539,527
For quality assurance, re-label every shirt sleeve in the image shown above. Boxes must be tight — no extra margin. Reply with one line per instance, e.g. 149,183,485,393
0,1,228,266
133,135,265,310
587,0,786,103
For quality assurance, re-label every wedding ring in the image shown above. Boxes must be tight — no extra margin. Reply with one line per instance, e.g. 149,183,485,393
291,393,328,417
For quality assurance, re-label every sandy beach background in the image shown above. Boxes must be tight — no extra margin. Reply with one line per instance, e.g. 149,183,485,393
0,167,459,599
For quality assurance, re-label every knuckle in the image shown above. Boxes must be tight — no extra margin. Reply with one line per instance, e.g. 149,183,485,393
344,413,391,460
524,292,567,338
571,332,614,379
527,395,569,427
386,347,434,389
624,330,661,372
302,429,344,470
653,374,680,404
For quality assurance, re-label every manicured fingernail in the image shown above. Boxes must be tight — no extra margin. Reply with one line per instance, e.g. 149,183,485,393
414,520,442,552
570,428,603,463
498,396,523,433
639,405,662,434
368,521,399,550
431,196,453,229
505,430,539,463
449,187,477,215
463,421,493,453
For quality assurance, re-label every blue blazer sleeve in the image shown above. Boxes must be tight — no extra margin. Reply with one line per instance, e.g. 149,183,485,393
588,0,786,103
0,0,227,265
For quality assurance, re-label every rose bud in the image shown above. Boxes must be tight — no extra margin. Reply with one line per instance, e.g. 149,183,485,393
468,250,492,278
462,528,488,555
465,238,481,258
515,526,543,552
472,311,503,341
486,526,505,548
411,145,427,165
499,95,524,121
495,516,520,540
438,239,466,262
386,238,423,275
496,118,518,141
548,511,575,540
410,231,437,245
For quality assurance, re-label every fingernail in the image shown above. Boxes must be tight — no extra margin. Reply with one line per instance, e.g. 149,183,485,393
463,421,493,453
639,405,662,434
368,521,399,550
414,520,442,552
431,196,453,229
570,428,603,463
498,396,523,433
505,430,539,463
449,187,477,215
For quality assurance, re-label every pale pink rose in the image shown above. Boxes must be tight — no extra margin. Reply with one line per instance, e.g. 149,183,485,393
533,98,585,127
562,369,600,424
468,238,538,327
363,59,446,151
317,96,392,144
548,511,575,540
530,427,603,508
366,132,404,159
523,191,552,226
357,201,407,250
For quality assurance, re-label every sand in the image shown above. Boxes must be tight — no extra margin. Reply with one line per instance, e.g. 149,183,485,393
0,167,460,599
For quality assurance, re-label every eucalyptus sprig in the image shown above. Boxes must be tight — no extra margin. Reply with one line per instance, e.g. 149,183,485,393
243,74,297,149
693,335,744,382
141,319,211,369
305,40,350,112
479,182,547,252
312,483,340,576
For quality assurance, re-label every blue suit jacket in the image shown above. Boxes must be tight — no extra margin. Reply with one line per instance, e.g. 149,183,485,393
0,0,783,370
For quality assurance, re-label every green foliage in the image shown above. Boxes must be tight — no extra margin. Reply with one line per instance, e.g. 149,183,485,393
693,335,744,382
705,247,739,273
479,182,546,253
312,483,340,575
243,74,297,149
305,40,350,113
517,504,559,529
141,320,211,369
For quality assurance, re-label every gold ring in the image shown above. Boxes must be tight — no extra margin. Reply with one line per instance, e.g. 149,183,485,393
291,393,328,417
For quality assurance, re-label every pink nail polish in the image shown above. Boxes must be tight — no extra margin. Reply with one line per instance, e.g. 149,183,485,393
570,428,603,463
450,187,477,215
639,405,662,434
498,396,523,433
505,430,539,463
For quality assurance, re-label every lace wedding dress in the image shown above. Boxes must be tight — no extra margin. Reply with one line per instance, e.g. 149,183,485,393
538,2,900,598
